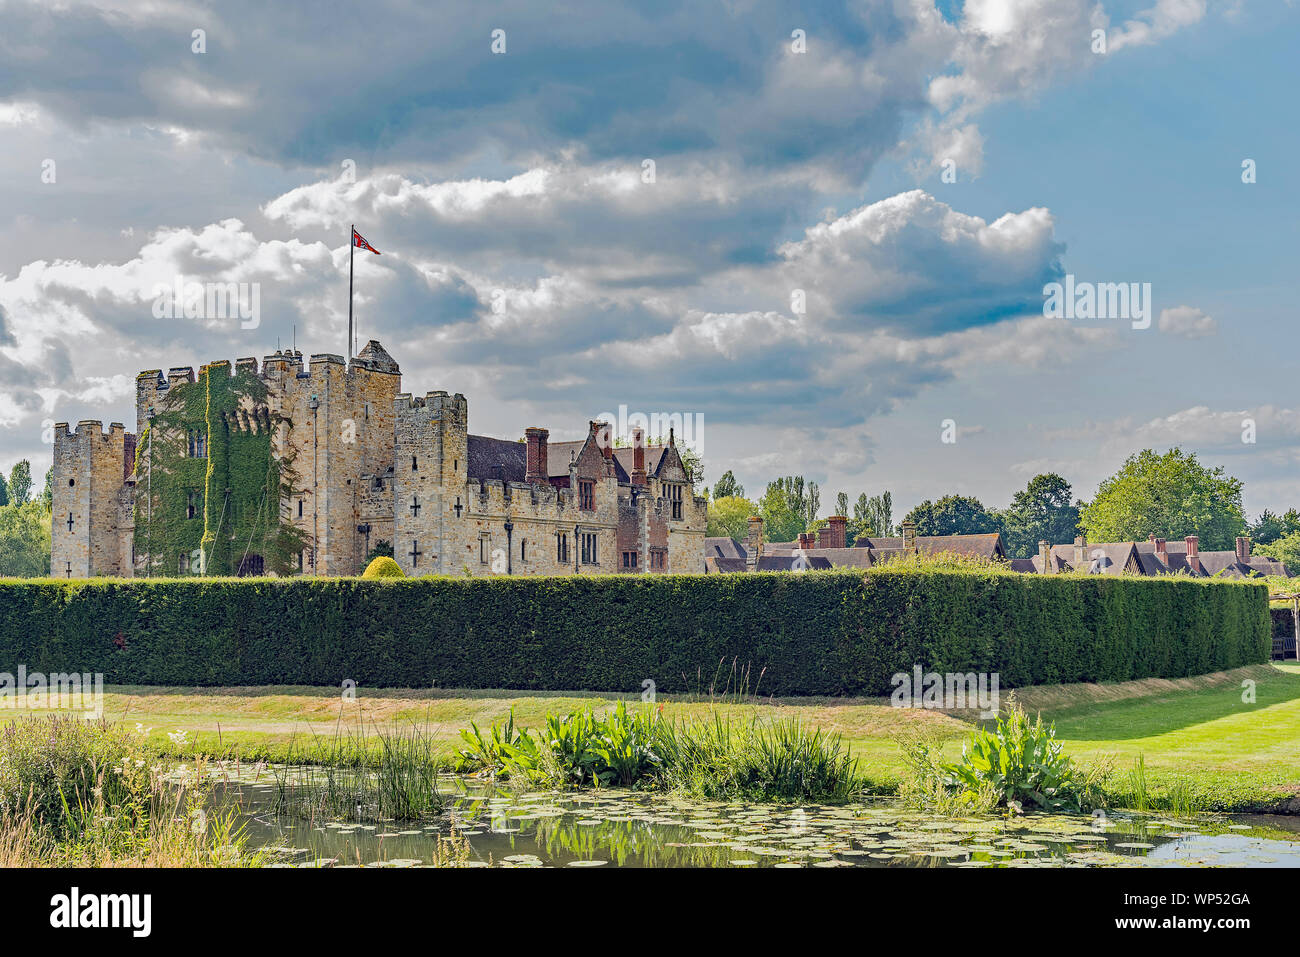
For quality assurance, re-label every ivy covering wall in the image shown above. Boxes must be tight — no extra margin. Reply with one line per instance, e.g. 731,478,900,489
133,366,306,577
0,567,1270,692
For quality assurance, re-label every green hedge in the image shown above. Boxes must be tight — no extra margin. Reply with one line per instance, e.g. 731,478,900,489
0,568,1271,695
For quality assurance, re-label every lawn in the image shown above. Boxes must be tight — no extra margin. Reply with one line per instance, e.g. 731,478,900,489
7,663,1299,812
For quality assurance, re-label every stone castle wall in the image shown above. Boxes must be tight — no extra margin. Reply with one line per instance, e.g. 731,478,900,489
54,341,705,579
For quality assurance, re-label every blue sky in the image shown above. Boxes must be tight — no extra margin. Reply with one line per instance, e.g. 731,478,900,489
1,0,1296,517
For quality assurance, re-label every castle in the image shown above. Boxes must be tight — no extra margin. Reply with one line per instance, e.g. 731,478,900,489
50,341,707,578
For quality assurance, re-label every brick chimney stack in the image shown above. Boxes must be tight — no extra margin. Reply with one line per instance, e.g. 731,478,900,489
1236,536,1251,563
798,531,815,550
1039,540,1052,573
1154,537,1169,567
1185,535,1200,572
746,516,763,570
524,427,549,483
902,520,916,550
1073,535,1087,569
631,427,647,487
820,515,848,549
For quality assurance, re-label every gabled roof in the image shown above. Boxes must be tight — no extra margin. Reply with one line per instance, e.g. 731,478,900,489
546,440,585,477
466,434,527,482
611,445,669,479
705,537,747,560
705,556,749,574
1048,541,1136,575
854,533,1004,559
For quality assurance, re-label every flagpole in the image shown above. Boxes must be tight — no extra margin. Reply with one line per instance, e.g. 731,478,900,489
348,224,354,359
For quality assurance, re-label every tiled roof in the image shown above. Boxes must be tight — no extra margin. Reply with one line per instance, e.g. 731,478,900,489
466,434,527,482
706,537,747,560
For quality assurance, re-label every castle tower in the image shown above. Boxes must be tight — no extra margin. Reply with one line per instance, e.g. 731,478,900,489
392,390,468,575
51,421,135,578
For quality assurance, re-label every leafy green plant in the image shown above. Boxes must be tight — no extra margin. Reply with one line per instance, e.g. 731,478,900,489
937,696,1106,813
458,705,862,801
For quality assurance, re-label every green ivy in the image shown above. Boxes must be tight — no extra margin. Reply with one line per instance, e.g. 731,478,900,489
132,366,306,577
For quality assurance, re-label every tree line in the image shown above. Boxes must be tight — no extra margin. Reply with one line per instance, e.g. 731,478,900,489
0,460,53,577
707,447,1297,567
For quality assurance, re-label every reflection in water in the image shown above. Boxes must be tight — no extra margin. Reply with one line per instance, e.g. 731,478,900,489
214,765,1300,869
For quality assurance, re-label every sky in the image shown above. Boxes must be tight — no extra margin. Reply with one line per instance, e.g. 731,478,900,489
1,0,1297,519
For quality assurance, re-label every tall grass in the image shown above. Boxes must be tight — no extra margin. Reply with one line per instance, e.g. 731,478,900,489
655,713,863,802
0,716,263,867
1121,755,1202,814
272,718,444,824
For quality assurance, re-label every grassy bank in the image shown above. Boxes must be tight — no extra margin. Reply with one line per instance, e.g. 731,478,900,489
6,663,1298,813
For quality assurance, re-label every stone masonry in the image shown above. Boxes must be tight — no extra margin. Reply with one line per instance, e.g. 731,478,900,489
51,340,707,578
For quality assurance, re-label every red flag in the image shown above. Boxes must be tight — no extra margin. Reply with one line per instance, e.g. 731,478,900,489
352,228,381,255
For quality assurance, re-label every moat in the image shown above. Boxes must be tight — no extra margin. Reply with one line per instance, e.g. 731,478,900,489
219,766,1300,869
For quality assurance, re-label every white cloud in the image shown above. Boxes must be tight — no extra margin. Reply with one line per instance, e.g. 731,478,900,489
1158,304,1216,338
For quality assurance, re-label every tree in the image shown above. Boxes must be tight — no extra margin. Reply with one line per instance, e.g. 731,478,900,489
999,473,1081,558
41,469,53,509
712,470,743,500
904,494,998,536
760,476,819,542
1078,448,1245,550
1249,509,1300,546
7,460,32,506
0,471,8,507
707,495,757,541
366,539,394,562
835,491,849,518
1253,532,1300,575
0,501,52,577
862,491,893,538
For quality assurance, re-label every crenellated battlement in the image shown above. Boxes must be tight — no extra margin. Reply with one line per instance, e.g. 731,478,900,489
55,420,131,442
55,337,704,579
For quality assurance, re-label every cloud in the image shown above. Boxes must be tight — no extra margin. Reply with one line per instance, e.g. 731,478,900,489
1107,0,1208,53
774,190,1064,335
1158,304,1216,338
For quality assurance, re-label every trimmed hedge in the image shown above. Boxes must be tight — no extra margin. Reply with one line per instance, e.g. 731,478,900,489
0,568,1271,695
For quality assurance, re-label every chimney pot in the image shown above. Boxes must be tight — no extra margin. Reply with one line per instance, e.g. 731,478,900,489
1185,535,1199,559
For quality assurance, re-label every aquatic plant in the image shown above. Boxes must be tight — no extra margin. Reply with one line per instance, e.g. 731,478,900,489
274,719,444,823
903,696,1106,814
947,698,1106,813
457,706,862,801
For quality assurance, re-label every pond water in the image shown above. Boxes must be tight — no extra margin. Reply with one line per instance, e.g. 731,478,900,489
214,765,1300,869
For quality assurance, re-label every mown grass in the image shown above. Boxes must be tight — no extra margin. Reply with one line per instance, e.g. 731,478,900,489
7,663,1299,812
